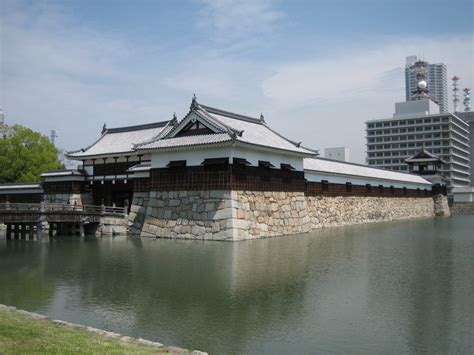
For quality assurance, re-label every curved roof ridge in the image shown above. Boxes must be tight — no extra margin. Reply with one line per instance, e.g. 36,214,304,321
199,104,262,124
106,120,169,133
134,120,175,148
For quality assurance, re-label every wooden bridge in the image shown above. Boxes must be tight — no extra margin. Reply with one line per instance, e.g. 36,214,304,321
0,202,127,240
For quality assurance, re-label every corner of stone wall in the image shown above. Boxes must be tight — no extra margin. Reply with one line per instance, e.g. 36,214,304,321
128,191,151,237
97,216,128,236
433,194,451,217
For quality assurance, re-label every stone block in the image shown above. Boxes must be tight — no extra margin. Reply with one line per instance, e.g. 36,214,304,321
168,199,181,207
212,208,234,220
234,219,250,230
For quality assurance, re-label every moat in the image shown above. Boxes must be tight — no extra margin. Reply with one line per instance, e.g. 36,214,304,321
1,216,473,354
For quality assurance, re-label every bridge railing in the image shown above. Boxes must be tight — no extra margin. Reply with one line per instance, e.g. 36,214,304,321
0,203,126,215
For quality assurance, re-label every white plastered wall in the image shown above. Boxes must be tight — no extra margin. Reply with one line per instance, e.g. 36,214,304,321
151,145,304,170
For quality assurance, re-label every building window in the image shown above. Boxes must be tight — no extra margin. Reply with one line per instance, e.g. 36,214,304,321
166,160,187,168
280,163,294,184
259,161,274,182
233,158,251,181
346,182,352,193
321,180,329,192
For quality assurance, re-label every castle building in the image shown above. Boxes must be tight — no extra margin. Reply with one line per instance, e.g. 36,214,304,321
1,97,443,241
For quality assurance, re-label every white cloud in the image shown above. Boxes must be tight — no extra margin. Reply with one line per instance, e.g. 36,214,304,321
196,0,284,42
262,37,474,109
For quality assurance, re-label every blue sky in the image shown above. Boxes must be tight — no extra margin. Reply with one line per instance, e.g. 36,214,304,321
1,0,473,163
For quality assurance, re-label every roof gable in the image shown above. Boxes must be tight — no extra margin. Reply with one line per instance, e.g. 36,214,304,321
405,149,446,164
136,96,317,156
167,111,226,138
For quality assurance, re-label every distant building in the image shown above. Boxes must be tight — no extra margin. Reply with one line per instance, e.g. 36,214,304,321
405,56,448,113
456,111,474,186
366,99,470,187
324,147,350,162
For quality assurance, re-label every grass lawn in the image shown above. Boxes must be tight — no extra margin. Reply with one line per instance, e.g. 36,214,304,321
0,310,176,354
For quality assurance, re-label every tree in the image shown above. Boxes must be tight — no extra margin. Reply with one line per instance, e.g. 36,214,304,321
0,125,63,183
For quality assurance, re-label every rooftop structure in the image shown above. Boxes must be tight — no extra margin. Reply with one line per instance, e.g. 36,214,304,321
323,147,350,162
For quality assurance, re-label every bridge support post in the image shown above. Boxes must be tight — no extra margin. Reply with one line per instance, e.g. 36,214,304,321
36,222,43,240
6,224,12,240
21,224,27,240
72,223,77,236
28,224,34,240
79,223,85,238
49,223,54,237
14,224,19,240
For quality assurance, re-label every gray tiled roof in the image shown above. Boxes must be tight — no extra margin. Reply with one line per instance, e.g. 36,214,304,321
67,121,171,158
136,100,317,156
304,158,431,185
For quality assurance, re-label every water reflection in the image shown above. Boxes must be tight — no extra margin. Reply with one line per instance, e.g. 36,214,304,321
0,216,473,354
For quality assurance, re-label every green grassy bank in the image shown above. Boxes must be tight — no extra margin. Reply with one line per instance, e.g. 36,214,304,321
0,309,192,354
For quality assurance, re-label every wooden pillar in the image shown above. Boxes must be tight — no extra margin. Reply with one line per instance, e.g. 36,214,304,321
49,223,54,237
72,223,77,236
21,224,27,240
28,224,35,240
36,222,43,240
6,224,12,240
14,224,20,240
79,223,85,238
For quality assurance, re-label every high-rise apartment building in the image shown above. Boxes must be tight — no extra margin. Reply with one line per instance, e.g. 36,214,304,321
366,100,470,187
405,56,448,113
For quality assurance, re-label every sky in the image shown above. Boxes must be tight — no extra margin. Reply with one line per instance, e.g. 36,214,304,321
1,0,473,163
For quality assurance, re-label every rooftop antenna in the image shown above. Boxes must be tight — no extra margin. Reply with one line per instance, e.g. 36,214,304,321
50,130,58,147
410,59,432,101
452,75,460,112
463,88,471,112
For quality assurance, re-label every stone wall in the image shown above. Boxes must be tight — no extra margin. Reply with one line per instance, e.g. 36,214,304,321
128,189,436,241
130,190,238,240
128,192,150,236
450,202,474,215
433,194,450,217
97,216,128,236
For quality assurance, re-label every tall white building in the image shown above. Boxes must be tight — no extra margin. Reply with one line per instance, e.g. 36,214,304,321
405,56,448,113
